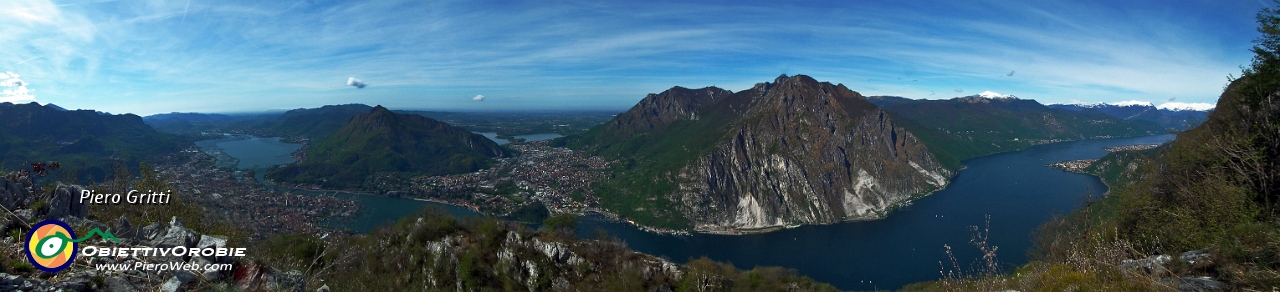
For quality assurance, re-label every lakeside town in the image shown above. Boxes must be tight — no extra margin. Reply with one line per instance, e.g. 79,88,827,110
1046,143,1163,173
409,141,611,215
1103,143,1161,152
1047,159,1099,173
151,147,360,240
185,135,696,236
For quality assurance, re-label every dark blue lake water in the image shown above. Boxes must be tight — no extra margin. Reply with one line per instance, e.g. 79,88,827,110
194,136,301,169
198,134,1175,290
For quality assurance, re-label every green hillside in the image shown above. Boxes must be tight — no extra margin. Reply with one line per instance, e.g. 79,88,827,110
259,104,373,139
1081,146,1163,189
0,102,184,181
269,105,511,189
558,87,745,228
868,95,1167,167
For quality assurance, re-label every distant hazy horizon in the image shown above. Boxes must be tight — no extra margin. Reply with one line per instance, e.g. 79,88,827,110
15,88,1214,117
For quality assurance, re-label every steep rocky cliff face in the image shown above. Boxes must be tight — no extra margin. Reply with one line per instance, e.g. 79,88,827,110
566,75,951,231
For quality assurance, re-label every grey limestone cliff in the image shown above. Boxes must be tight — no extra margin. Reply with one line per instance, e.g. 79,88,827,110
573,75,952,232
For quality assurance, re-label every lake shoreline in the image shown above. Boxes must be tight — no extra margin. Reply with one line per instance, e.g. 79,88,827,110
196,133,1176,290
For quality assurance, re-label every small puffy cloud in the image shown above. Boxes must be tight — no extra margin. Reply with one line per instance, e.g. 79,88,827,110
0,72,35,103
346,77,367,89
472,95,485,101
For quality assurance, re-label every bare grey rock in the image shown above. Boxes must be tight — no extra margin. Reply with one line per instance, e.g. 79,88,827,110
55,271,94,292
138,221,164,241
189,256,224,282
103,277,140,292
1180,249,1213,266
0,176,29,210
1120,254,1171,276
13,209,34,224
150,217,199,249
160,270,195,292
0,272,87,292
46,183,89,220
1161,276,1226,292
113,216,136,240
61,216,108,235
197,234,230,264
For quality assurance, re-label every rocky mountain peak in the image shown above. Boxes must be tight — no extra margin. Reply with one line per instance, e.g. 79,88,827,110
773,73,791,84
569,75,952,231
747,74,876,119
606,85,733,135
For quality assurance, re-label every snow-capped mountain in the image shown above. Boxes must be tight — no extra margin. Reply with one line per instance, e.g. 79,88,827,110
1048,100,1213,130
977,90,1016,99
1156,102,1216,111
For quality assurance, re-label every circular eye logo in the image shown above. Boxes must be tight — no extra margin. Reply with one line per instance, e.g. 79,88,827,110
25,220,78,273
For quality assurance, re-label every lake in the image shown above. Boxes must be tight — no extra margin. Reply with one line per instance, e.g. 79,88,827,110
197,133,1175,290
478,132,564,145
195,136,478,232
194,136,301,169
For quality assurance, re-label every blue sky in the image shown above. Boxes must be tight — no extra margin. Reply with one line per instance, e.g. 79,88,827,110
0,0,1269,115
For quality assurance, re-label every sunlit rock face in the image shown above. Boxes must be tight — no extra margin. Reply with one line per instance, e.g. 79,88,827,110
672,75,950,231
586,75,951,232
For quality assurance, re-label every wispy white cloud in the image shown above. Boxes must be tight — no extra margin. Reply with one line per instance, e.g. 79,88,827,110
0,0,1264,114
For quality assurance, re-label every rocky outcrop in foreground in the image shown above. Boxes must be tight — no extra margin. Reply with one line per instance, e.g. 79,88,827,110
1119,250,1227,292
0,175,304,292
317,212,839,291
5,174,841,291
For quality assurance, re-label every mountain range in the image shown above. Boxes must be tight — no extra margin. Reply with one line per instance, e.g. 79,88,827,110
0,102,183,180
1047,102,1211,130
866,95,1168,167
144,104,374,138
